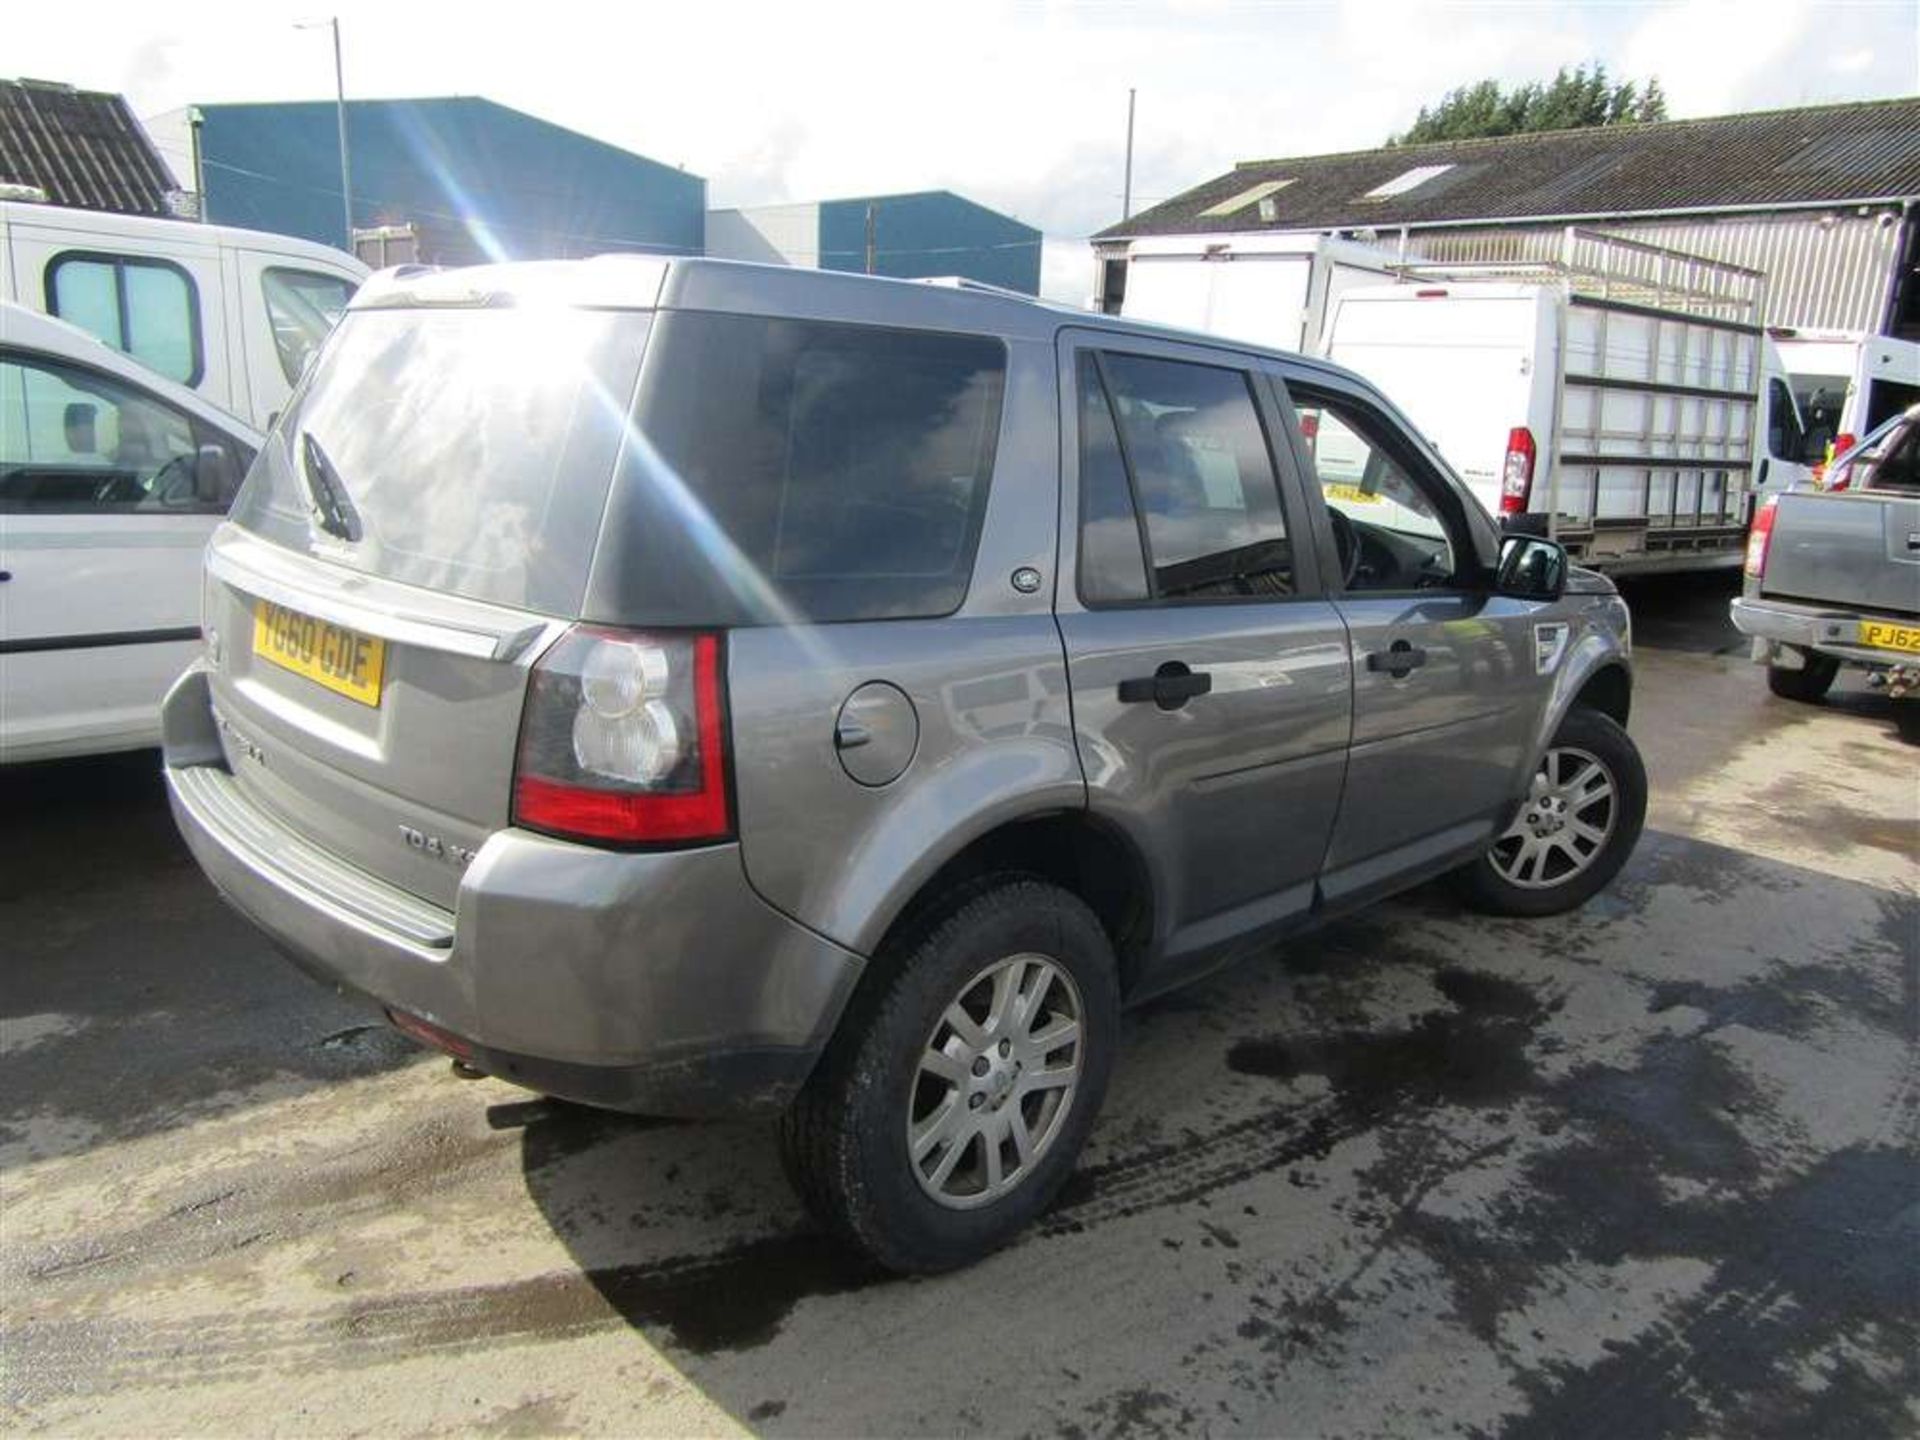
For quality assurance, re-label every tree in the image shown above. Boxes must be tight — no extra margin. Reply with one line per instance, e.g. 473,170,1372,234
1389,65,1668,146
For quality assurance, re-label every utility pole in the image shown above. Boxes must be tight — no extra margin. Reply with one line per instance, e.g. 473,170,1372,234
1122,88,1136,221
297,17,353,251
865,201,877,275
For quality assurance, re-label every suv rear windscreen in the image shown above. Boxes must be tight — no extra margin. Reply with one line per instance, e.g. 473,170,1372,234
231,307,650,615
588,311,1007,626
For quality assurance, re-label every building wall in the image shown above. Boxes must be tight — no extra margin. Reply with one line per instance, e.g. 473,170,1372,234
192,98,703,264
1403,210,1910,336
705,203,821,267
817,193,1041,294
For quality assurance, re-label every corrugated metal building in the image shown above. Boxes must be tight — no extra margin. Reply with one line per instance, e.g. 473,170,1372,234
146,96,704,266
0,78,182,217
707,190,1043,294
1095,98,1920,338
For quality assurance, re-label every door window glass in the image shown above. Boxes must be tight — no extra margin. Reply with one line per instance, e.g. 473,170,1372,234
1294,393,1459,591
1076,359,1149,602
1766,379,1806,463
263,268,357,383
47,254,203,385
0,354,246,513
1087,351,1295,601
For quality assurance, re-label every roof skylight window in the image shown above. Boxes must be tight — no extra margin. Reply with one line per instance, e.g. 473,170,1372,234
1362,164,1455,199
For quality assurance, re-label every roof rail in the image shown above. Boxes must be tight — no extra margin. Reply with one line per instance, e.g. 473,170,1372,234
1389,226,1766,325
913,275,1039,302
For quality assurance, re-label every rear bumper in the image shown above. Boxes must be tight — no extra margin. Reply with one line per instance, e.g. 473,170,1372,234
162,665,863,1117
1729,597,1917,670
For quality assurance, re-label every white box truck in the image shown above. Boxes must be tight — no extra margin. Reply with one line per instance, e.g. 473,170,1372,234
1115,232,1401,353
0,200,367,432
1322,229,1816,574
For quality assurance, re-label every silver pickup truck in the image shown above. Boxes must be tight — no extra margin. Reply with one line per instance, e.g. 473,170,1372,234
1732,405,1920,702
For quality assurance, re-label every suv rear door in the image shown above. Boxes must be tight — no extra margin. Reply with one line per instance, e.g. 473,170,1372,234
1280,374,1553,905
1055,329,1351,992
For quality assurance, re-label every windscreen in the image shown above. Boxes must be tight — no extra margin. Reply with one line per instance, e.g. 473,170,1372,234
230,306,649,615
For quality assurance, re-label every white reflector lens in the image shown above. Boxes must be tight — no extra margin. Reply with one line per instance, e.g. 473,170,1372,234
579,640,670,718
572,698,682,784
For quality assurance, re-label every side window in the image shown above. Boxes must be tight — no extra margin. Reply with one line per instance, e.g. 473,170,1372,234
0,353,246,514
628,312,1007,623
1766,379,1805,463
1080,351,1296,602
47,254,203,385
1293,391,1460,592
1076,359,1149,602
263,268,357,384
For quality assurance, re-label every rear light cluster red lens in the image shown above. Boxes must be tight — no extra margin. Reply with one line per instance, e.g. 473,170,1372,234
1500,426,1536,515
513,627,732,847
1745,496,1779,578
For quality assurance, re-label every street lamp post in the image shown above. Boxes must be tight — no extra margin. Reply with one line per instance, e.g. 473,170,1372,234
297,17,353,252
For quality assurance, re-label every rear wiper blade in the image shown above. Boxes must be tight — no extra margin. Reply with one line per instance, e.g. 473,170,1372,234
302,434,363,543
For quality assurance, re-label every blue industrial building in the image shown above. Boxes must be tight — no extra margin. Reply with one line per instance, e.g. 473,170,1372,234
707,190,1042,294
149,96,704,266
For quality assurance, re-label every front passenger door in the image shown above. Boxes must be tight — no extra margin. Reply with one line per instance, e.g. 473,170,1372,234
1286,382,1552,906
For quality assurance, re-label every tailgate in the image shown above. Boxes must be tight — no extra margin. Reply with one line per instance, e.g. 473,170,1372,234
202,527,559,910
1762,491,1920,614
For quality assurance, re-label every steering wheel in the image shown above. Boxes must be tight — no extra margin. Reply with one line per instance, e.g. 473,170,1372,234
148,453,201,507
1327,506,1362,588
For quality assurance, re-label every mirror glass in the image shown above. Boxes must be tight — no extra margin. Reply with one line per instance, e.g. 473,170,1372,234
1497,534,1567,599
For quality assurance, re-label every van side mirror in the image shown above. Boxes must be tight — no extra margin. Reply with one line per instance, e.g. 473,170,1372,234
194,443,242,507
1496,534,1567,601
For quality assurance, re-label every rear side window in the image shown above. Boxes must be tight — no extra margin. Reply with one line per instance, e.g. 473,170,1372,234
1075,350,1295,603
48,254,203,385
600,312,1006,625
262,268,357,384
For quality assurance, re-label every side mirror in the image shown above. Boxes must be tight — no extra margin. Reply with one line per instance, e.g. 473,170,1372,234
1496,534,1568,601
63,402,99,455
194,444,242,507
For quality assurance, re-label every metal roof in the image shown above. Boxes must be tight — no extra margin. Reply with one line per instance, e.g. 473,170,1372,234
0,78,178,217
1100,97,1920,241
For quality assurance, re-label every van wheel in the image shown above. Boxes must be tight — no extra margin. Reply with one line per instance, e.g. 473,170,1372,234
1454,707,1647,918
1768,651,1840,703
779,877,1118,1274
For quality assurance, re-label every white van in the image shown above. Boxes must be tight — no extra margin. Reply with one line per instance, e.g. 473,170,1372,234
0,201,367,432
1321,232,1817,574
1,302,263,762
1114,233,1401,353
1770,330,1920,471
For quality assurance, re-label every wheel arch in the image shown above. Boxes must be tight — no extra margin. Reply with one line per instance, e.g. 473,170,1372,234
864,809,1157,998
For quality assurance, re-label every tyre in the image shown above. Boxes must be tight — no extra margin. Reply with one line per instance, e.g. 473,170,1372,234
779,876,1118,1274
1454,707,1648,918
1767,651,1840,703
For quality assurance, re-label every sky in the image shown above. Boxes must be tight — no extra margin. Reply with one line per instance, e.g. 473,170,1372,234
12,0,1918,300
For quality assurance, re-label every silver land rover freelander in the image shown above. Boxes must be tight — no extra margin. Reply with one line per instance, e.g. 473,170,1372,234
163,257,1644,1272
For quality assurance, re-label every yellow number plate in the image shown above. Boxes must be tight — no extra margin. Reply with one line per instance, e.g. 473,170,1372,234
252,601,386,706
1859,620,1920,655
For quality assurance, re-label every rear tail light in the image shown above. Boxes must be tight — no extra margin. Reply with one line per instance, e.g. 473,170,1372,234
1745,496,1779,578
1500,427,1536,515
512,627,732,847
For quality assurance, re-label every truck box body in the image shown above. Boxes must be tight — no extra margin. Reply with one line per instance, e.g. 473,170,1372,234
1117,233,1400,354
1323,229,1814,574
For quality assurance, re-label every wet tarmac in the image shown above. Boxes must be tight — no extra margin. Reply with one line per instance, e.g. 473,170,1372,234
4,572,1916,1437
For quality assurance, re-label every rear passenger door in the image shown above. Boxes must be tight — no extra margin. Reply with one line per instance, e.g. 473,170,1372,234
1055,330,1352,990
1281,377,1550,905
